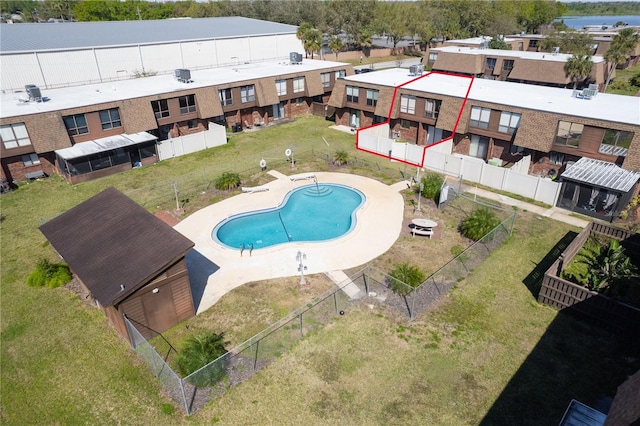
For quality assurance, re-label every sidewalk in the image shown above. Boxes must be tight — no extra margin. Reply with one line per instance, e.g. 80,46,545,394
466,186,589,228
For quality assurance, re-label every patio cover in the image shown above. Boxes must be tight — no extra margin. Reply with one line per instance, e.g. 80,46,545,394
561,157,640,192
55,132,157,161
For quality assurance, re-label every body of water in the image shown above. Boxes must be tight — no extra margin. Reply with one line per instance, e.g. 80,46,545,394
559,15,640,29
213,184,364,250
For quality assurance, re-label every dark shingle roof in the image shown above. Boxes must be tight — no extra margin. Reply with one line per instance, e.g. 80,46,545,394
39,187,194,307
1,17,297,53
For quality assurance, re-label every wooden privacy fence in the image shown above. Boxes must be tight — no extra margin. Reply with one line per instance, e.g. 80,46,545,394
538,221,640,335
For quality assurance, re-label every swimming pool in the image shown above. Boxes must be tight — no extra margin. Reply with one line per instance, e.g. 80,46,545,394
212,184,365,250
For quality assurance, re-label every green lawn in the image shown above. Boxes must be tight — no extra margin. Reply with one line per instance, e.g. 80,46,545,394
1,116,637,425
605,62,640,96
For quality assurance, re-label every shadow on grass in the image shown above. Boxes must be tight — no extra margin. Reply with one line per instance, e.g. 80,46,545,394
522,231,578,298
185,249,219,312
480,303,640,426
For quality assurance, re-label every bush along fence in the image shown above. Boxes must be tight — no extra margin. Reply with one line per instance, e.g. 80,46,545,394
125,277,355,415
538,221,640,336
124,192,516,415
358,208,516,319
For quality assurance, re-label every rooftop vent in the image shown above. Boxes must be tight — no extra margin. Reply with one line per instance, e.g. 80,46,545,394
174,68,192,83
289,52,303,64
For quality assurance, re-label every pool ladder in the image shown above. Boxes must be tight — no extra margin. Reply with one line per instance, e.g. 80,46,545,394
240,243,254,257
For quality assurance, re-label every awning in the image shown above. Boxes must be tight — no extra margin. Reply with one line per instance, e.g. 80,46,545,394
561,157,640,192
55,132,157,161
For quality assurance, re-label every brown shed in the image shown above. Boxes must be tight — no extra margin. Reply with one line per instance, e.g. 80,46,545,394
39,187,195,344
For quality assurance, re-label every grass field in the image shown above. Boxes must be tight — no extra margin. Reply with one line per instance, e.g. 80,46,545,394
2,116,638,425
605,62,640,96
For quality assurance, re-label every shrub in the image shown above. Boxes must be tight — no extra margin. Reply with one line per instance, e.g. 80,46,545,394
27,259,72,288
333,150,349,166
416,172,444,203
609,80,633,92
214,172,241,191
388,262,426,295
629,71,640,88
177,332,229,386
460,208,500,241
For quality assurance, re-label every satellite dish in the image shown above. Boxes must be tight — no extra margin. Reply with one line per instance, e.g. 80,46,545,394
285,148,292,157
259,158,267,169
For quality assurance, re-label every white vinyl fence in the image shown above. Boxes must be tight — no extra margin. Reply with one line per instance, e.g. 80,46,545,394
357,126,561,205
157,122,227,161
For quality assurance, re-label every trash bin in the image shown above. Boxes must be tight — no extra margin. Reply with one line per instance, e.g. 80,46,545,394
233,122,242,132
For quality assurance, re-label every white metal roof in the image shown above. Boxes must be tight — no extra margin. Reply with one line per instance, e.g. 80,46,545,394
0,17,298,53
561,157,640,192
55,132,157,160
431,46,606,63
343,69,640,126
0,59,347,119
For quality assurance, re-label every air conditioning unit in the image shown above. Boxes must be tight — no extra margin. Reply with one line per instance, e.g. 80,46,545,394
409,64,424,76
174,68,191,83
289,52,303,64
26,85,42,102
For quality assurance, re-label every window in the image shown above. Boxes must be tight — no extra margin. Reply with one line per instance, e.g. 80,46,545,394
529,40,538,48
22,153,40,166
469,135,489,159
335,70,346,79
366,89,379,106
555,121,583,147
179,95,196,114
295,97,304,106
275,79,287,96
374,115,386,124
400,119,411,129
400,95,416,114
219,88,232,106
188,119,198,129
293,77,305,93
470,106,490,129
486,58,497,70
151,100,169,118
424,98,442,119
346,86,359,103
429,52,438,62
63,114,89,136
509,144,525,155
321,73,331,88
518,41,523,51
549,152,564,165
599,129,633,157
502,60,514,71
99,108,122,130
1,123,32,149
498,111,521,134
240,85,255,103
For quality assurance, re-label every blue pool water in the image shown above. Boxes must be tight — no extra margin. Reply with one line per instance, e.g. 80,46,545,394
212,184,365,250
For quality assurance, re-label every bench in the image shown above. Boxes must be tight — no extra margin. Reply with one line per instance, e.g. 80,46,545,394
411,227,433,238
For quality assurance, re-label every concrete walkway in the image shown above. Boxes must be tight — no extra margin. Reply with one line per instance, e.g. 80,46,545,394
325,270,363,300
466,186,589,228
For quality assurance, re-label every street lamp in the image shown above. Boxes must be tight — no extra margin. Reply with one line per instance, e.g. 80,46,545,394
296,250,307,285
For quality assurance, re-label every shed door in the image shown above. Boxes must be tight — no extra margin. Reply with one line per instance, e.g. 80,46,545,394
141,287,178,334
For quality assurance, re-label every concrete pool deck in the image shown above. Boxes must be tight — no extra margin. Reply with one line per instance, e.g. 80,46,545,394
174,171,407,314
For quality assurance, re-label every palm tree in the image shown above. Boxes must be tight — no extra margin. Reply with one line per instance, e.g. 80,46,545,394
296,21,313,58
564,53,593,89
328,35,344,61
176,332,229,386
304,28,322,59
603,28,640,92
